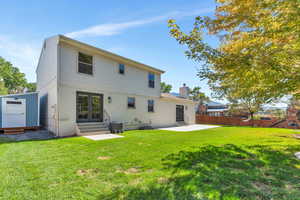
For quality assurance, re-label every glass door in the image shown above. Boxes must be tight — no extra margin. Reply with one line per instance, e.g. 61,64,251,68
77,93,89,122
91,95,103,122
176,105,184,122
76,92,103,122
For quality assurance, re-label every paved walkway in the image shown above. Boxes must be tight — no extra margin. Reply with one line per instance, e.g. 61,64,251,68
83,134,124,141
159,124,220,132
0,130,55,141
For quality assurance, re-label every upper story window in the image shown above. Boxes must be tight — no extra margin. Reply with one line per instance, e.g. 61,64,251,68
148,100,154,112
119,63,125,74
128,97,135,109
148,73,155,88
78,52,93,75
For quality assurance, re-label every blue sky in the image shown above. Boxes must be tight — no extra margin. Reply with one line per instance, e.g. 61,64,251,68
0,0,217,97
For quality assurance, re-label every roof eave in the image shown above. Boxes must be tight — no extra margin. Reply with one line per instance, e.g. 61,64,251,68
160,96,197,104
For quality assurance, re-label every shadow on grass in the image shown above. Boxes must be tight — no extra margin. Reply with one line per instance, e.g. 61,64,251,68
98,144,300,200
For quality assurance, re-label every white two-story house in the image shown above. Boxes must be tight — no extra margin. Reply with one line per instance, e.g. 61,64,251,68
36,35,195,137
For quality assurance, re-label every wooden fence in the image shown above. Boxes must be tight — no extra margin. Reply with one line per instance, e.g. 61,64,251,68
196,114,280,127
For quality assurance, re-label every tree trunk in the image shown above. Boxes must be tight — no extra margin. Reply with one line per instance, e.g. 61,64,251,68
250,112,254,127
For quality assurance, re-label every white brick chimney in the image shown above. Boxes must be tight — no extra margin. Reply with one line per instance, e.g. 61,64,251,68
179,83,190,99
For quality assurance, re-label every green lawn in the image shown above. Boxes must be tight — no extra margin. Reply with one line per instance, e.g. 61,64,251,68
1,127,300,200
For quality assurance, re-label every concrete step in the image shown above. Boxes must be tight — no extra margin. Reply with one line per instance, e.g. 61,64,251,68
79,127,109,133
76,122,110,135
77,122,107,126
78,125,108,130
77,122,108,127
77,123,108,129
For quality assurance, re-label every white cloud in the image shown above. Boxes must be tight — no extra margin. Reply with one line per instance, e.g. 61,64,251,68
66,8,213,38
0,35,40,82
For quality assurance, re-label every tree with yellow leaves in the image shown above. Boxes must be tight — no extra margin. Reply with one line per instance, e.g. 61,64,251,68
168,0,300,114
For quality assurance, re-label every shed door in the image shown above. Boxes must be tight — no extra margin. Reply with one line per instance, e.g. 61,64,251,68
2,98,26,128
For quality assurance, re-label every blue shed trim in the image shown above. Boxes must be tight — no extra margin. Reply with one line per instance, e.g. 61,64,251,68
0,93,39,128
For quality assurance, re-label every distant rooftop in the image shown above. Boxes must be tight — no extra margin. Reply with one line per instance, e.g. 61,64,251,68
161,93,195,103
170,92,180,97
170,93,227,106
206,101,226,107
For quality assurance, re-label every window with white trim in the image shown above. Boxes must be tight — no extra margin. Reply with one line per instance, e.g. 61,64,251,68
119,63,125,74
148,73,155,88
78,52,93,75
128,97,135,109
148,100,154,112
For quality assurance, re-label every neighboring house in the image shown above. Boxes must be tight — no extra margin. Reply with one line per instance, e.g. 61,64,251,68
198,101,228,116
36,35,196,137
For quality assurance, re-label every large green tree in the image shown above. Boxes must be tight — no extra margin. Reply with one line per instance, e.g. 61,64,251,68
190,86,210,103
168,0,300,103
26,82,37,93
160,82,172,93
0,57,27,94
0,80,8,95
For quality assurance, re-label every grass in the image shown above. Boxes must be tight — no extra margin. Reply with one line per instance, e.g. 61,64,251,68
0,127,300,200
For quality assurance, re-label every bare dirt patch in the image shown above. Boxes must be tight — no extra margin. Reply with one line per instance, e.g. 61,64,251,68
124,168,140,174
129,178,142,186
252,181,270,193
116,167,142,174
145,169,155,173
293,134,300,139
157,177,169,184
76,168,100,177
97,156,111,160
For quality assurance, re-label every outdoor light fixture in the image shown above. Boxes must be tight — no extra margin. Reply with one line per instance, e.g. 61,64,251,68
108,96,112,103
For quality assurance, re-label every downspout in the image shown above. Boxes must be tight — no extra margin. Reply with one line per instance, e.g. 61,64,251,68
56,37,61,137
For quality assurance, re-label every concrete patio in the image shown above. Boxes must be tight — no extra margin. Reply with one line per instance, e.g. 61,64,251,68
159,124,220,132
83,134,124,141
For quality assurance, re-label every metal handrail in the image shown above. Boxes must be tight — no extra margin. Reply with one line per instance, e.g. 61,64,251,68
103,109,111,125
